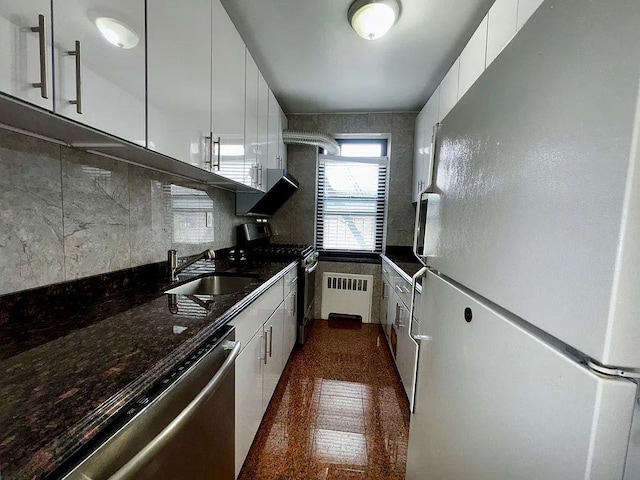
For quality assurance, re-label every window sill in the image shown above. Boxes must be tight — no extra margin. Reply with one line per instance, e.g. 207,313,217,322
317,251,381,264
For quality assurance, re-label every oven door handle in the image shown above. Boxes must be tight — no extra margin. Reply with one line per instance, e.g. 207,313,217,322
305,261,319,274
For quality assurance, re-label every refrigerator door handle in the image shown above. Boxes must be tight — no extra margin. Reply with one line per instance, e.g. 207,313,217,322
587,360,640,379
409,266,429,413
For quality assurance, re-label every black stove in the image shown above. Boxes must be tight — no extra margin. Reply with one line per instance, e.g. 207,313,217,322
248,243,314,261
237,222,318,345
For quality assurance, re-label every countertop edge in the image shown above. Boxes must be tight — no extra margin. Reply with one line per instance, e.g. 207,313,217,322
46,260,299,479
380,254,423,294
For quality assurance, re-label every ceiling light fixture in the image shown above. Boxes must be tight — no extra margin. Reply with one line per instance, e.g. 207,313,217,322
348,0,400,41
95,17,140,49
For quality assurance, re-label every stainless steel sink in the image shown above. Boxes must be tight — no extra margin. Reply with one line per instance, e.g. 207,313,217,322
165,274,258,296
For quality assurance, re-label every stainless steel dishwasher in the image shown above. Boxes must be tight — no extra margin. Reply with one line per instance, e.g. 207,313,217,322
59,326,240,480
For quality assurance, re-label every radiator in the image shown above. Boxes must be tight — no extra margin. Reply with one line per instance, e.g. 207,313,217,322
321,273,374,323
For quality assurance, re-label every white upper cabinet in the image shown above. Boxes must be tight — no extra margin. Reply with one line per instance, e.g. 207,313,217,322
422,88,439,190
244,51,259,188
412,107,427,202
257,72,269,191
486,0,518,67
438,58,460,122
53,0,146,145
517,0,545,30
0,1,53,110
147,0,211,169
279,107,288,170
212,0,246,185
458,17,488,100
267,89,280,171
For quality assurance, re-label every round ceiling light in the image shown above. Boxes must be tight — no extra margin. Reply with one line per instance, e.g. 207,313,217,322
348,0,400,41
95,17,140,49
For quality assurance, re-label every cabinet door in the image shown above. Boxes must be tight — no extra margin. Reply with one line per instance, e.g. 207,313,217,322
458,16,488,100
53,0,146,144
486,0,518,68
279,107,288,170
0,1,53,110
244,50,259,188
256,72,269,191
412,108,427,202
438,58,460,122
235,329,265,477
212,0,246,184
267,89,280,171
262,302,285,413
147,0,211,168
517,0,545,31
381,278,391,340
395,301,418,402
422,88,440,191
284,287,297,361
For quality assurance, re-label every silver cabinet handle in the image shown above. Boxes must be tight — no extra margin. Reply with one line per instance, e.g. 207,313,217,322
110,340,241,480
67,40,82,113
292,292,297,317
204,133,213,171
263,332,268,365
213,137,221,170
258,164,264,187
30,14,48,99
395,284,403,294
268,325,273,357
401,284,411,294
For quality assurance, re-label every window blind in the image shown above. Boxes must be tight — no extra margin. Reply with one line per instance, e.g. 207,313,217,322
316,155,388,253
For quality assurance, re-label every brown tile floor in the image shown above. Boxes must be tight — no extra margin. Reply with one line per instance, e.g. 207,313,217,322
238,319,410,480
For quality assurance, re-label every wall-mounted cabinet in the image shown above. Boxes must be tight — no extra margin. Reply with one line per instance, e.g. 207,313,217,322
413,0,549,196
0,1,53,111
268,90,288,171
486,0,518,67
412,87,439,202
212,0,247,186
438,58,460,122
52,0,146,145
0,0,288,194
517,0,545,30
458,16,488,100
244,51,259,190
256,72,269,191
147,0,211,169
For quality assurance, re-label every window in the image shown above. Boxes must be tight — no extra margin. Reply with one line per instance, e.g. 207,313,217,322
315,139,388,253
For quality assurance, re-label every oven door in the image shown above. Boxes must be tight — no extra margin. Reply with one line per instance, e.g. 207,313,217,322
298,255,318,344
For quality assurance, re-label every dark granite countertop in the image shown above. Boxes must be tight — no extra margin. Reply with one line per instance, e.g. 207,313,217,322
382,248,425,288
0,259,296,480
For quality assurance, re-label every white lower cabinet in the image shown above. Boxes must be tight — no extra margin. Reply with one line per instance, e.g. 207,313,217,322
283,286,297,359
262,303,285,412
233,271,298,478
234,327,264,476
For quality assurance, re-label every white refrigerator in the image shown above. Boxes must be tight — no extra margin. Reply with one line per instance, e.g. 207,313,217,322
406,0,640,478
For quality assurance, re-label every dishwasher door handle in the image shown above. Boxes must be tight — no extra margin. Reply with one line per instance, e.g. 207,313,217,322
110,340,241,480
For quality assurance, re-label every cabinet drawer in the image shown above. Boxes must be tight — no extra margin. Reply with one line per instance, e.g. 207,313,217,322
381,259,393,281
284,263,298,297
230,277,284,351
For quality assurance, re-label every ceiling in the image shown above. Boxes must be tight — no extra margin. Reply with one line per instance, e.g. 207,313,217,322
220,0,495,113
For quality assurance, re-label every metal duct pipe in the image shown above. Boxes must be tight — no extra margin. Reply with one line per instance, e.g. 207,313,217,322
282,130,341,155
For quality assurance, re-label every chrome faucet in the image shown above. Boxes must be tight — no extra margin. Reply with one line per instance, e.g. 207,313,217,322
168,249,215,281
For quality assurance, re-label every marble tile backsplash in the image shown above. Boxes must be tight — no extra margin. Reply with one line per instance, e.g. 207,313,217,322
0,128,243,296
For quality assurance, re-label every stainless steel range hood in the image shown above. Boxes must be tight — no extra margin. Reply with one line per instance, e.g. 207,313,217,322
236,169,299,216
